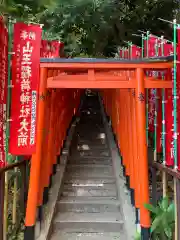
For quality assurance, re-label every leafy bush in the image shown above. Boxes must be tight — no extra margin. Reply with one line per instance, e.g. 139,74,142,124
135,196,175,239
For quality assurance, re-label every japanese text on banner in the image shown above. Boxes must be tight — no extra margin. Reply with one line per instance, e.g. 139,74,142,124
9,23,42,155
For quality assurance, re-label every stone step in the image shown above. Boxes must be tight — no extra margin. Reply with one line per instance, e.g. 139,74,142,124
63,182,116,189
77,139,107,144
77,122,103,126
75,140,107,146
75,134,103,138
58,199,120,213
76,133,105,137
72,150,110,158
65,166,114,178
51,231,124,240
77,126,104,130
68,157,112,164
67,164,113,169
53,212,124,232
66,164,113,170
76,144,108,150
76,148,110,154
61,183,117,197
75,129,103,133
70,155,111,162
61,190,117,198
75,128,104,132
75,127,104,131
75,133,106,139
68,159,112,165
69,155,111,160
63,178,116,185
60,196,118,201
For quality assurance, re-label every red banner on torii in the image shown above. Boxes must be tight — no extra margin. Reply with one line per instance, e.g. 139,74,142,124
40,40,49,58
0,17,8,167
119,49,123,58
9,23,42,155
146,36,162,154
148,36,157,57
177,29,180,170
131,45,141,59
147,36,157,133
40,40,64,58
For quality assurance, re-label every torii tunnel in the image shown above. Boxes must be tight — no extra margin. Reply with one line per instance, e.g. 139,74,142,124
20,57,174,240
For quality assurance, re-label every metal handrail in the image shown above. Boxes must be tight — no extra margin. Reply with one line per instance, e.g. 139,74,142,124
0,159,30,240
150,161,180,180
0,159,27,174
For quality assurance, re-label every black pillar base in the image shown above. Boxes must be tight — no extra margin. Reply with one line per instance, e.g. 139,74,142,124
119,158,122,166
62,140,65,149
141,227,150,240
119,155,123,165
130,188,135,206
113,133,117,142
24,226,35,240
117,147,121,155
122,165,126,177
135,208,139,224
43,187,49,205
126,175,130,189
57,155,60,164
38,206,42,222
71,115,76,124
53,164,57,175
49,175,52,188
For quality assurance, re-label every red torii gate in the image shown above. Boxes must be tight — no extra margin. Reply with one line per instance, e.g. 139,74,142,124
24,58,172,240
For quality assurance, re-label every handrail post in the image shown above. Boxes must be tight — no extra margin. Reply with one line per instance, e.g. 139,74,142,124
135,68,151,239
24,67,47,240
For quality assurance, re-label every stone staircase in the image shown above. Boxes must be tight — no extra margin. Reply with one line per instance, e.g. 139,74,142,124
50,92,128,239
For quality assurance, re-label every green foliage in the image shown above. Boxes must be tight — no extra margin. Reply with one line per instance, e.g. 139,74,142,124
144,196,175,239
134,197,175,239
0,0,178,56
134,231,141,240
0,0,57,23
